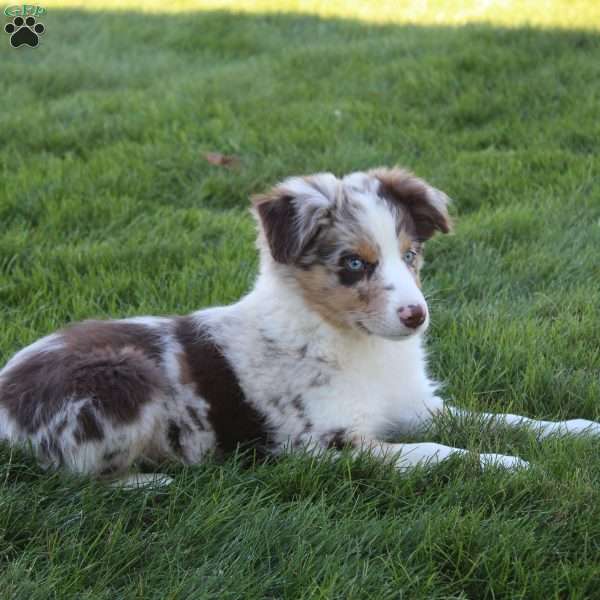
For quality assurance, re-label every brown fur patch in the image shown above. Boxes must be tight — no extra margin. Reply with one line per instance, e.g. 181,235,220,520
177,352,193,386
398,231,414,255
295,265,383,330
74,405,104,443
296,266,360,329
0,321,168,433
167,420,183,456
252,190,298,263
175,316,269,454
251,178,332,265
186,405,205,430
63,320,165,359
370,167,452,240
323,429,352,450
356,239,379,264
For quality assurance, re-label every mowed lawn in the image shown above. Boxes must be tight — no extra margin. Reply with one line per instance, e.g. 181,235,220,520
1,1,600,597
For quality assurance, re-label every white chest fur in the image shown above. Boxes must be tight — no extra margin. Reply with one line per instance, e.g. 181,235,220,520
196,271,442,445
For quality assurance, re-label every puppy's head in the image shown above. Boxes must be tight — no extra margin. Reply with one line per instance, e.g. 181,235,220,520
251,167,452,340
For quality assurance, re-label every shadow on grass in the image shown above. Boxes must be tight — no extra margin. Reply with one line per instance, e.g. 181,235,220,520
2,8,599,215
3,8,599,118
3,8,599,90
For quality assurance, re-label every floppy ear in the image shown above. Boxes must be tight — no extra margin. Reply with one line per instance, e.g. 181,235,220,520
369,167,452,241
251,173,337,264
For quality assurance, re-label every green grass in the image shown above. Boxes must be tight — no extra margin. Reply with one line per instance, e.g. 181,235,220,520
2,1,600,597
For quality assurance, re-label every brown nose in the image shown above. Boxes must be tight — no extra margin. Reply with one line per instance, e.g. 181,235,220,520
398,304,426,329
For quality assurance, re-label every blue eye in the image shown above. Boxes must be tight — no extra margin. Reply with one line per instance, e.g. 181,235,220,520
403,250,417,265
344,256,365,271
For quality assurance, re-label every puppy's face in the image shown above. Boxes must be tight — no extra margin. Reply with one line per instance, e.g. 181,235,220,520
252,168,451,340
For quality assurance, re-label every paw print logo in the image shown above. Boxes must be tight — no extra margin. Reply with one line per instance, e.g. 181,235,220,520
4,16,45,48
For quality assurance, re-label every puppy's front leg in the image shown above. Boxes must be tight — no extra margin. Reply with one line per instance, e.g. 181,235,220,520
295,433,528,471
365,441,529,471
446,406,600,439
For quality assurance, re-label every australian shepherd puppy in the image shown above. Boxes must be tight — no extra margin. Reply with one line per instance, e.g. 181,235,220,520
1,167,598,485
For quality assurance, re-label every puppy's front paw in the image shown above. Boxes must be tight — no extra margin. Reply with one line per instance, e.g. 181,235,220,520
110,473,174,489
560,419,600,437
479,453,529,470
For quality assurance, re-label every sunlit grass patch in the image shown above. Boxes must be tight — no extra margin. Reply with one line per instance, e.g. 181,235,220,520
42,0,600,29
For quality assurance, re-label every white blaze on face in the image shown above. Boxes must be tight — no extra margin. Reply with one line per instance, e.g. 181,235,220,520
356,193,428,339
256,168,450,340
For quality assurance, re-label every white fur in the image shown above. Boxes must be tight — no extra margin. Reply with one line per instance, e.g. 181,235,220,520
361,195,428,337
2,333,63,374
